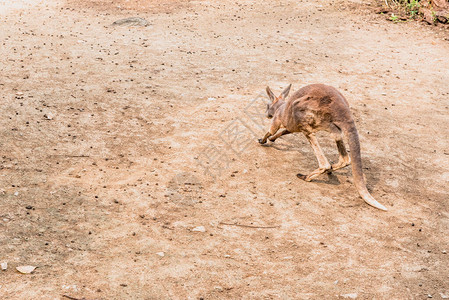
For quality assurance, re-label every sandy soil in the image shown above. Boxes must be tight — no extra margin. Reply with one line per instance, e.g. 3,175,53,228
1,0,449,299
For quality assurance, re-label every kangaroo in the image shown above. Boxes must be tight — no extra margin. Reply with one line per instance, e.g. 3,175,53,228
258,84,387,211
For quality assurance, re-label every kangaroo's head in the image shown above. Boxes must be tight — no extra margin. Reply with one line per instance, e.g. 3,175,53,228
265,84,291,118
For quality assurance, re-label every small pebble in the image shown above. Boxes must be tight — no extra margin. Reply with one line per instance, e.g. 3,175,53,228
192,226,206,232
341,293,357,299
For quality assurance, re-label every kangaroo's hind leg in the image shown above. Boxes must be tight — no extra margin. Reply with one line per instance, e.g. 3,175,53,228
297,133,332,181
329,124,350,171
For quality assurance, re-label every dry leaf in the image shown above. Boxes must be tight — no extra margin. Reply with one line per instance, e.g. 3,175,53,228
16,265,36,274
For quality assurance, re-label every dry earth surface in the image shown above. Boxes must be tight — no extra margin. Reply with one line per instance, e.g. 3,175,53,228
1,0,449,299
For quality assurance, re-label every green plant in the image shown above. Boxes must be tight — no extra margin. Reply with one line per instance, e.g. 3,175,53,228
405,0,420,18
389,13,400,22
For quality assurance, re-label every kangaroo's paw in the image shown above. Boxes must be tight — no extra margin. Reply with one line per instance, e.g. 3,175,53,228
297,167,332,182
296,173,307,180
258,138,267,144
268,137,277,142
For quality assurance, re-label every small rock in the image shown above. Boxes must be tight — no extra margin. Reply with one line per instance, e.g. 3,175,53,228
214,286,224,292
207,97,217,101
1,262,7,271
156,252,165,257
442,250,447,254
224,254,231,258
44,113,54,120
14,191,19,196
341,293,358,299
440,293,449,299
427,294,432,298
192,226,206,232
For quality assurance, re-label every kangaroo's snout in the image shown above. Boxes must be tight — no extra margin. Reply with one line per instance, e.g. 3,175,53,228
267,114,273,119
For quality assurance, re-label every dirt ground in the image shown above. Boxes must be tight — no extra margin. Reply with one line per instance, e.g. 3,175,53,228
1,0,448,299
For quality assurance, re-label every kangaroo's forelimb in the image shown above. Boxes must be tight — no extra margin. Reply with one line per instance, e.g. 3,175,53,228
269,129,291,142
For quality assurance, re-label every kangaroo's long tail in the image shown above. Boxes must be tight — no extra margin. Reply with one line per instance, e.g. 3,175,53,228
342,122,387,211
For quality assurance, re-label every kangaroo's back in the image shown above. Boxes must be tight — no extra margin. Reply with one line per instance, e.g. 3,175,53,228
289,84,350,112
283,84,353,132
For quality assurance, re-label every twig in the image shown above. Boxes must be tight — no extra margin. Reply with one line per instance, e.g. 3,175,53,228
62,295,88,300
48,155,90,158
219,222,280,229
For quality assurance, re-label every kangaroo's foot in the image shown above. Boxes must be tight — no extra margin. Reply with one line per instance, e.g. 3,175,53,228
331,159,350,171
297,166,332,182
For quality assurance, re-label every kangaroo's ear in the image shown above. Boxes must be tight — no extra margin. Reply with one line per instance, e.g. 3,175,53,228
280,84,292,100
266,86,276,102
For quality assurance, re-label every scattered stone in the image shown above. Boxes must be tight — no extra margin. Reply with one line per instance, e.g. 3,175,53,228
44,113,54,120
111,17,149,27
214,286,224,292
1,262,7,271
341,293,358,299
440,293,449,299
192,226,206,232
156,252,165,257
207,97,217,101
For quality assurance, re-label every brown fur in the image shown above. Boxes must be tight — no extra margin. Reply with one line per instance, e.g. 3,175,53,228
259,84,387,211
